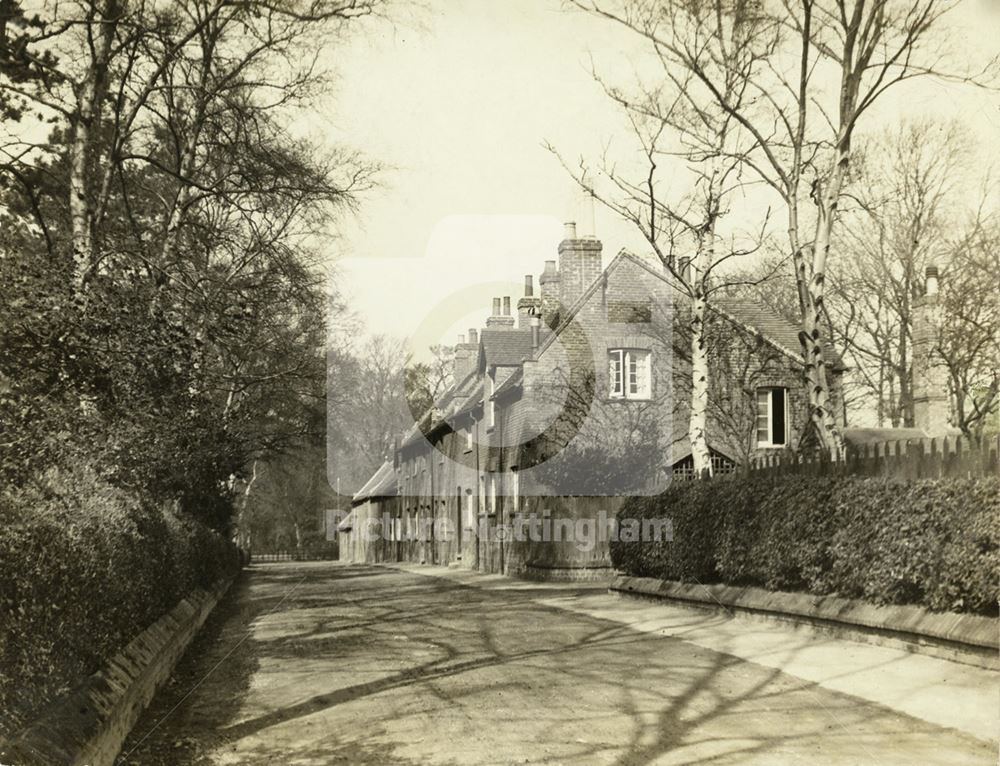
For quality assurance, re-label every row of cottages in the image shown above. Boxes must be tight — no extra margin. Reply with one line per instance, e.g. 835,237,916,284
340,224,950,580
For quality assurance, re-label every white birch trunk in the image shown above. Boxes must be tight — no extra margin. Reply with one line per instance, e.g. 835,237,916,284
798,143,849,453
689,288,712,476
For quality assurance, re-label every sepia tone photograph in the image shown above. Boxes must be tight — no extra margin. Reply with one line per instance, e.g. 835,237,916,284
0,0,997,764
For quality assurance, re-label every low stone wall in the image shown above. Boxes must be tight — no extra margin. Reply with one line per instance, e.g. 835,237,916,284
521,563,615,583
611,575,998,669
0,578,233,766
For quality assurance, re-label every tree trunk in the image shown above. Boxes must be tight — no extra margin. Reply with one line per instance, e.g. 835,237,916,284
69,0,121,287
236,460,259,549
689,289,712,476
795,141,849,453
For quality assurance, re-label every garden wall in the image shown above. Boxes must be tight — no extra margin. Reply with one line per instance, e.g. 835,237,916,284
0,578,232,766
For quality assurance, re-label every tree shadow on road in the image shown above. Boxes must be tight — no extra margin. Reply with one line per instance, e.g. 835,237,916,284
118,563,992,766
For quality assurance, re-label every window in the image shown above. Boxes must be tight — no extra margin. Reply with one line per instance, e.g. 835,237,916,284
608,349,651,399
671,451,737,480
487,474,497,514
757,387,788,447
463,489,474,529
465,427,473,452
509,468,519,513
487,373,496,429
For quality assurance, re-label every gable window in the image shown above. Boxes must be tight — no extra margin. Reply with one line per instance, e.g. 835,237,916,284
608,349,652,399
757,387,788,447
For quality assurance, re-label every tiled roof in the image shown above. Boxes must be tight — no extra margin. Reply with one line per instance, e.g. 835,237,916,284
352,460,397,504
714,297,847,371
480,329,536,367
450,381,485,417
493,368,523,398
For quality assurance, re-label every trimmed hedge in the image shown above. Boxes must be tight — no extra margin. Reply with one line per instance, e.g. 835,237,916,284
0,465,240,737
611,475,999,616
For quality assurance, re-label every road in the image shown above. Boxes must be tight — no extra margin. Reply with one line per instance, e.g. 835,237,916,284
117,561,996,765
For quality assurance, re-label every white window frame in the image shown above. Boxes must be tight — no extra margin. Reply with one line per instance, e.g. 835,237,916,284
509,467,519,513
463,490,474,529
756,387,789,447
608,348,652,400
487,372,496,430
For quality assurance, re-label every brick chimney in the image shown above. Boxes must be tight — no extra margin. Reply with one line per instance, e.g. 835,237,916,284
453,329,479,382
485,296,515,329
539,260,561,329
912,266,950,436
517,274,542,328
558,221,602,312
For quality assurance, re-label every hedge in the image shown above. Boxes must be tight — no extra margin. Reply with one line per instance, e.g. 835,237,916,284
611,474,999,616
0,464,240,737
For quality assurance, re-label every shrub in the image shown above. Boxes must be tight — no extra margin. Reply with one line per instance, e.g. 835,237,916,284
0,464,240,737
611,474,999,616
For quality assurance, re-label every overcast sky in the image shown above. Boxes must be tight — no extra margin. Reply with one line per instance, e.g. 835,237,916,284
318,0,1000,359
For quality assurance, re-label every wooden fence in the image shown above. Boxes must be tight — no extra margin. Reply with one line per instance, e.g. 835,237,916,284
250,543,339,563
742,434,1000,480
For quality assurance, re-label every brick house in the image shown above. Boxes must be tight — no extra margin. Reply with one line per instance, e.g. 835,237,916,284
343,224,849,576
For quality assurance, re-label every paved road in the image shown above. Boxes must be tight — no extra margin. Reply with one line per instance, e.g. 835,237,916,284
118,562,994,765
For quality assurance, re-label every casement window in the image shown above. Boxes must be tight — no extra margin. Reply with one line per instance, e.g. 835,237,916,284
756,387,788,447
608,349,652,399
487,373,496,429
463,490,475,529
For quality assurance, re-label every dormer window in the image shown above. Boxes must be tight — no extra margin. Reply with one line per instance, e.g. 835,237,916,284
608,349,651,400
757,387,788,447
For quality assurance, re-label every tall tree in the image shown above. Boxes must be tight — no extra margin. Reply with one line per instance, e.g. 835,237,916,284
574,0,995,451
0,0,383,527
558,0,774,473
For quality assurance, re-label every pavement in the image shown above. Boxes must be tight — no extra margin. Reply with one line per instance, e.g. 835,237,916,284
117,561,998,765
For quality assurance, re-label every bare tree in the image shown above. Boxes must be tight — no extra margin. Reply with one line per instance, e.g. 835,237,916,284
557,0,773,474
938,214,1000,437
831,120,968,426
573,0,995,452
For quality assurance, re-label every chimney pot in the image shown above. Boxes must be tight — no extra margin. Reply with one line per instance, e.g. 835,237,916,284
469,328,478,344
524,274,534,297
457,333,465,344
563,222,577,240
492,297,501,316
503,296,511,316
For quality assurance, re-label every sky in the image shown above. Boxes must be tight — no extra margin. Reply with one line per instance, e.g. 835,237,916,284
314,0,1000,359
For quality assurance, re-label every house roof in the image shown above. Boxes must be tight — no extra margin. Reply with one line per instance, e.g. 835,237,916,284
533,250,844,372
493,367,523,399
479,329,538,368
352,460,397,504
714,296,846,372
450,380,485,418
